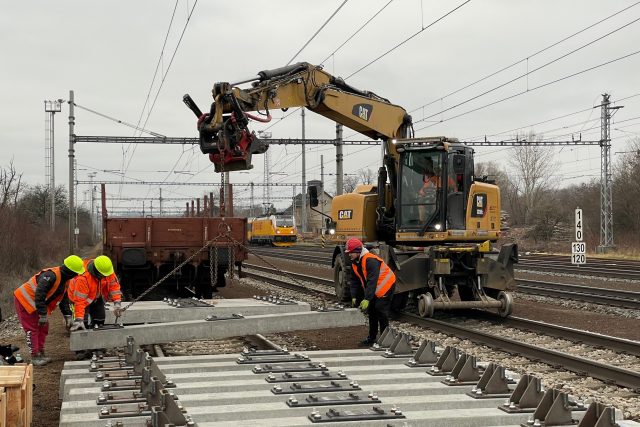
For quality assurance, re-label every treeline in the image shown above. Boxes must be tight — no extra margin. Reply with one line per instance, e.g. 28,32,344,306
0,160,93,281
343,134,640,253
476,136,640,252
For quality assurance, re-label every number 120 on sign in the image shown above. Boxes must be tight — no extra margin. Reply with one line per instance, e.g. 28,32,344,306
571,242,586,265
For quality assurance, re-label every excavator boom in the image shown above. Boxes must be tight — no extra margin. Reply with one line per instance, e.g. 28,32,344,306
184,62,412,172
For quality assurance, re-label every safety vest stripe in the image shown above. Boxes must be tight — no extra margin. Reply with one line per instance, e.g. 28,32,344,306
353,253,395,298
17,287,36,311
74,291,89,300
376,271,394,294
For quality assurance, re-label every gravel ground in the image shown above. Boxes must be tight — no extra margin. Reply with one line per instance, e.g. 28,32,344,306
2,252,638,425
236,254,640,421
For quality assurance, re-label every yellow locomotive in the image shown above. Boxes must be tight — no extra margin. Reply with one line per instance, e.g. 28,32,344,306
247,215,297,247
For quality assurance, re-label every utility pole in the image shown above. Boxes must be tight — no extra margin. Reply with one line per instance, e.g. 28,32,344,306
159,188,163,216
68,90,75,254
88,172,97,241
258,131,272,210
597,93,622,253
292,185,297,228
301,108,307,233
250,182,255,217
44,99,62,231
335,123,344,196
320,154,325,236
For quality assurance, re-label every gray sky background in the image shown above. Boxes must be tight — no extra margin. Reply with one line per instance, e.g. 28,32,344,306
2,0,640,215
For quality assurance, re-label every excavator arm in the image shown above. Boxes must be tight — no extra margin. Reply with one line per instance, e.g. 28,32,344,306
184,62,413,172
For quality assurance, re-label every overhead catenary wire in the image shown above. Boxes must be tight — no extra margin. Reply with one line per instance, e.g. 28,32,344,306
346,0,471,79
286,0,350,66
415,49,640,133
120,0,199,190
408,1,640,116
414,15,640,126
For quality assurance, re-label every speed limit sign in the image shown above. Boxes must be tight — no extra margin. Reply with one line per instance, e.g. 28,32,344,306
572,208,586,265
575,208,583,241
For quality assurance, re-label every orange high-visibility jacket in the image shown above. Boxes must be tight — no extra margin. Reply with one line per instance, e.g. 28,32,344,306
14,267,65,315
68,259,122,319
351,252,395,298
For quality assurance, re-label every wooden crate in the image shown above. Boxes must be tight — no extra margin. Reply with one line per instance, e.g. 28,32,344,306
0,387,6,427
0,364,33,427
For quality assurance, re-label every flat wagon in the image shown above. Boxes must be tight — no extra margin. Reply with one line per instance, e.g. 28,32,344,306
101,187,247,298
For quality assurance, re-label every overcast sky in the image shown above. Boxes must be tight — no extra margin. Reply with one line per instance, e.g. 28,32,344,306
2,0,639,215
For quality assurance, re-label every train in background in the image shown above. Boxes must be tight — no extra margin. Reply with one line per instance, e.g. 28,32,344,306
247,215,297,247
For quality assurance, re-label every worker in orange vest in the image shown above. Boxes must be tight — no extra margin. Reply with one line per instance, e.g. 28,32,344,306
345,238,396,347
13,255,85,365
68,256,123,332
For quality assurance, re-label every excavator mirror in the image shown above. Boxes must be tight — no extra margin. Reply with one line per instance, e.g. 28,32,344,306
452,154,465,174
308,186,319,207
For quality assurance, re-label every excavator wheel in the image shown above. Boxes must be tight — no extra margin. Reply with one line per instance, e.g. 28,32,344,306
497,291,513,318
417,293,434,318
333,256,350,302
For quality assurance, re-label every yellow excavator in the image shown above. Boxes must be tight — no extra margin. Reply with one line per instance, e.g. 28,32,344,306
184,62,518,317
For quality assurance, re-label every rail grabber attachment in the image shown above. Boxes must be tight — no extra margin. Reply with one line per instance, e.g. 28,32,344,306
183,93,269,173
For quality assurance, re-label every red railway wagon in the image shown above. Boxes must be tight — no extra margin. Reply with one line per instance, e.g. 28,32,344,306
102,205,247,299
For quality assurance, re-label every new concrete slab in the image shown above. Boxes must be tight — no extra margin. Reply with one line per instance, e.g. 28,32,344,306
70,309,365,350
60,353,410,384
61,371,443,400
103,298,311,324
59,349,640,427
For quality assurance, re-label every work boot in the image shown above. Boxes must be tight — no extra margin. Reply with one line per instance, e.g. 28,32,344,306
37,351,52,363
30,355,47,366
357,337,375,347
75,350,90,361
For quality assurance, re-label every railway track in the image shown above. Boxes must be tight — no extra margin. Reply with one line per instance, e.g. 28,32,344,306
244,256,640,310
249,245,640,280
242,263,640,389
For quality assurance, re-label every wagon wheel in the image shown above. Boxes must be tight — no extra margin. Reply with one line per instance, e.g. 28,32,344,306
497,291,513,318
417,293,434,318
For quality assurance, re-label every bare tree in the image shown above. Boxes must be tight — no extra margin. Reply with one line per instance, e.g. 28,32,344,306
343,175,359,193
0,160,23,209
612,138,640,246
507,133,558,225
359,168,376,185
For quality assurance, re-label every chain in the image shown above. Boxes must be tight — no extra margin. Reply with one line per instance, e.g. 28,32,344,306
209,246,217,288
225,234,328,309
119,233,228,315
228,239,235,279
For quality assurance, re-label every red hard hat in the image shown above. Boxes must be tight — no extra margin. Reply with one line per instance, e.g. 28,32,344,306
345,238,363,253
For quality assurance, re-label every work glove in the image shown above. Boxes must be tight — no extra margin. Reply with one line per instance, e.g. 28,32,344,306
63,315,73,329
359,299,369,312
69,319,86,332
38,315,48,326
351,298,357,308
113,302,123,318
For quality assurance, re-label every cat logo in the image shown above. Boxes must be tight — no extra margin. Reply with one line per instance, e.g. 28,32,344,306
338,210,353,220
351,104,373,122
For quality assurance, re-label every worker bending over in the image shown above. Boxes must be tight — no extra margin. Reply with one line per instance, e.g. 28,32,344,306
345,238,396,347
13,255,85,365
67,256,123,332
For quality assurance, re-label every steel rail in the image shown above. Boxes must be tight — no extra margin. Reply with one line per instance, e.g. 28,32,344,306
244,263,640,354
397,312,640,390
243,264,640,388
517,279,640,310
252,246,640,280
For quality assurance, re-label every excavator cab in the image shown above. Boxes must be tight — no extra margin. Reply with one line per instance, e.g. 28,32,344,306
395,141,470,238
